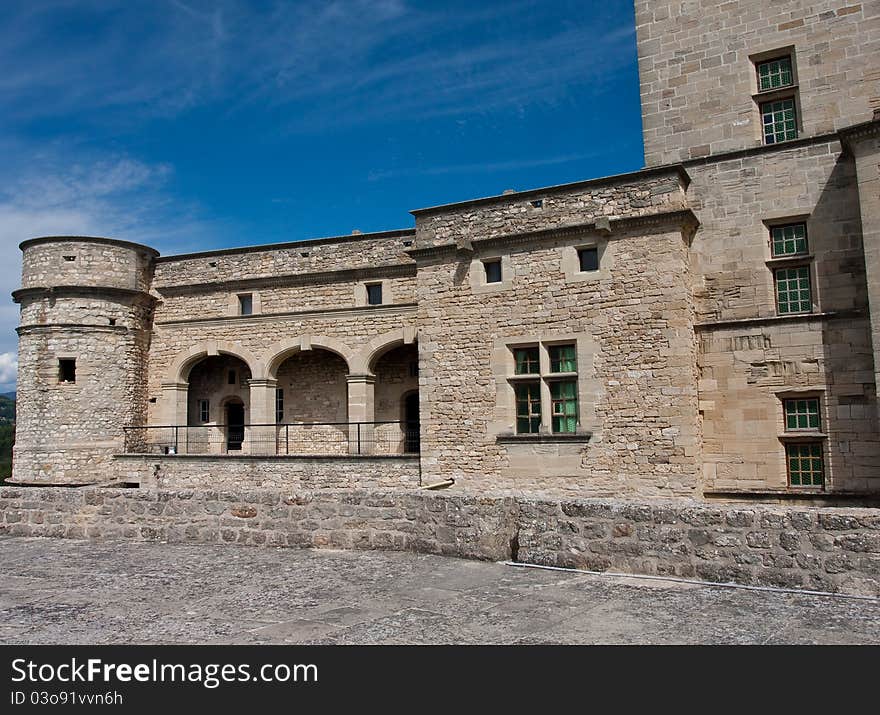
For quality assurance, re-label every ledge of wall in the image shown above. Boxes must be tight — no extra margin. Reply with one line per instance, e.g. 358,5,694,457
1,487,878,596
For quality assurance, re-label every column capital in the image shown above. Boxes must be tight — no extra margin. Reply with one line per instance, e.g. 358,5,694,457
160,381,189,391
346,373,376,384
247,378,279,389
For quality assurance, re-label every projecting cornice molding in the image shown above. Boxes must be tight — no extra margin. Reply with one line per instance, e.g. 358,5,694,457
11,285,157,305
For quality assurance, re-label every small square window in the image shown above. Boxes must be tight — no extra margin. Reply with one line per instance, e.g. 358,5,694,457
786,442,824,487
757,56,793,91
367,283,383,305
275,388,284,423
62,255,77,262
549,344,577,373
578,247,599,272
761,98,798,144
775,266,812,314
530,199,544,209
238,294,253,316
484,260,502,284
515,382,541,434
784,398,821,431
198,399,210,423
771,223,808,257
513,347,540,375
551,380,578,434
58,358,76,383
228,370,237,385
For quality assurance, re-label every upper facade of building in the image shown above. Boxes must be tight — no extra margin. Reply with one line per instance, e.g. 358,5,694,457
636,0,878,165
11,1,880,502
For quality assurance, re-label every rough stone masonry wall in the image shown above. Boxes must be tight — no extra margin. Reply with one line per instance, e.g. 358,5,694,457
635,0,879,166
414,168,687,247
1,486,878,596
414,221,700,498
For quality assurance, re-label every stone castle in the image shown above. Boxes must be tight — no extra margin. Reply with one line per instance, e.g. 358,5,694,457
11,0,880,502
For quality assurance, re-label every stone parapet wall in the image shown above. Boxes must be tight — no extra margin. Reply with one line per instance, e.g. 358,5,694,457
1,486,878,596
113,455,421,491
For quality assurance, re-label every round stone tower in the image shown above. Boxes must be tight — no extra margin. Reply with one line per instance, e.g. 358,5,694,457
12,236,159,484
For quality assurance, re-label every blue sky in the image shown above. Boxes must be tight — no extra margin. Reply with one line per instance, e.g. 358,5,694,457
0,0,645,391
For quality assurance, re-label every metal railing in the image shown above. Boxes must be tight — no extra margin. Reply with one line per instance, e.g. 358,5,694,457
122,422,420,457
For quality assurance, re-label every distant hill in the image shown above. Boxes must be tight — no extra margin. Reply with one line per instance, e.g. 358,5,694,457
0,395,14,423
1,392,14,400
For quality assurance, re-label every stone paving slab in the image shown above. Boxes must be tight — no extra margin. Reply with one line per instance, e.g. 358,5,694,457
1,536,878,645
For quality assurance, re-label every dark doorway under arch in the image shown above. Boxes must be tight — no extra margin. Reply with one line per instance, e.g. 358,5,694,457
226,401,244,451
404,392,420,454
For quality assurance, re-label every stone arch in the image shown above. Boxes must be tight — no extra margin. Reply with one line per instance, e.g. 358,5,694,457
263,335,356,380
167,340,264,384
352,328,418,375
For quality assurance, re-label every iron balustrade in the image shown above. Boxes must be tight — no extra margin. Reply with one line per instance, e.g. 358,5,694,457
122,422,420,457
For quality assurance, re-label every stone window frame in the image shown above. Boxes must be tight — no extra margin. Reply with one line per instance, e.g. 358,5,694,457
469,253,513,293
775,388,828,491
228,291,261,317
763,215,819,316
749,47,802,146
561,236,613,284
493,333,598,440
356,279,393,306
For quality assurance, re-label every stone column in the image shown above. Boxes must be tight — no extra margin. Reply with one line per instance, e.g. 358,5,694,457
347,374,376,454
159,382,189,454
844,121,880,420
247,378,278,456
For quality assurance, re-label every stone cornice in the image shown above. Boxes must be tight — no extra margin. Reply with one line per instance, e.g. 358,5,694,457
406,209,700,261
838,116,880,148
17,323,130,336
12,285,156,305
157,302,418,328
694,310,864,331
155,262,416,296
409,165,690,216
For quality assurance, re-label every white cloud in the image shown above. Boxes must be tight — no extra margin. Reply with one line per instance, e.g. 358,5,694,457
0,352,17,389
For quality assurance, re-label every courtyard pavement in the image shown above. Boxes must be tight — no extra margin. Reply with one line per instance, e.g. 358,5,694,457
1,536,878,644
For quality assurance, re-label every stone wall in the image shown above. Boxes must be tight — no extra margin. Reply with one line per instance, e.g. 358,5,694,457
112,456,420,490
412,168,687,247
2,486,878,596
635,0,879,165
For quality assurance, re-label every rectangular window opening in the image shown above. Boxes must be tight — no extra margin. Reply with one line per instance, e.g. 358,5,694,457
58,358,76,383
549,344,577,373
513,347,540,375
484,260,502,284
578,247,599,272
757,56,793,91
774,265,812,314
761,98,798,144
771,223,808,257
198,399,210,423
515,382,541,434
366,283,383,305
228,370,237,386
784,398,821,432
550,380,578,434
275,388,284,423
238,294,253,316
786,442,824,488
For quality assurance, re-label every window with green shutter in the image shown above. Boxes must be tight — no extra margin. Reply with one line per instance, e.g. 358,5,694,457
549,344,576,373
775,266,812,314
550,380,578,433
771,223,808,257
515,382,541,434
786,442,824,487
761,98,798,144
757,57,793,91
784,398,820,431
